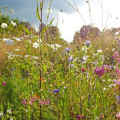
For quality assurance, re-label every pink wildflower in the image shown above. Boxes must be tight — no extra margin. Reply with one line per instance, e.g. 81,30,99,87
113,79,120,85
2,81,6,86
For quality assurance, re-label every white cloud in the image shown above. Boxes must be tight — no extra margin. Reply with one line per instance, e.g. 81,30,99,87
57,0,120,43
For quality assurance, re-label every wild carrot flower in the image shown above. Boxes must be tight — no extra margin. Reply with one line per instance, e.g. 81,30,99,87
2,81,6,86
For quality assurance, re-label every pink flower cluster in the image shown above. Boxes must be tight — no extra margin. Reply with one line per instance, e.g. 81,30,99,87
39,99,50,105
21,97,36,106
94,65,112,77
112,52,120,65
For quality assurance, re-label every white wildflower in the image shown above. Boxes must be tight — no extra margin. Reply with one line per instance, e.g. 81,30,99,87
33,42,39,48
32,56,39,59
11,21,16,26
24,55,30,58
14,49,20,51
103,87,106,90
103,79,105,82
11,10,14,13
97,49,102,53
7,110,12,114
1,23,7,28
8,54,16,59
112,48,115,51
37,39,42,44
115,32,119,35
82,56,88,61
0,112,3,116
3,38,14,45
54,44,61,48
12,37,22,42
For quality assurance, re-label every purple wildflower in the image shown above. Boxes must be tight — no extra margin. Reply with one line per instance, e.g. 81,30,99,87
85,40,90,45
53,89,60,93
77,115,85,120
69,56,73,61
65,47,70,52
69,64,74,68
115,95,120,103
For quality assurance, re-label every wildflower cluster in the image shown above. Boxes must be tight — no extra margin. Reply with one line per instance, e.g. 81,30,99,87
94,65,112,77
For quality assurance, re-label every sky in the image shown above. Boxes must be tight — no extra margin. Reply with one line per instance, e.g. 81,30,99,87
1,0,120,42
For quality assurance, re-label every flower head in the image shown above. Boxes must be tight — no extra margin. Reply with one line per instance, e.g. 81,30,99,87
33,42,39,48
2,81,6,86
82,68,85,72
116,111,120,118
11,10,14,13
113,79,120,85
69,56,73,61
65,47,70,52
1,23,7,28
11,21,16,26
53,89,60,93
85,40,90,45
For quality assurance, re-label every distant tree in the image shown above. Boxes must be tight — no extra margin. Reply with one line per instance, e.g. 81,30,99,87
80,25,100,40
73,31,81,44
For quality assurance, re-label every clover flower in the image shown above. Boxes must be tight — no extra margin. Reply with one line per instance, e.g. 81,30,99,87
1,23,7,28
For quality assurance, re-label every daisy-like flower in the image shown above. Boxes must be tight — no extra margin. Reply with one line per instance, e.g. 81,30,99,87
1,23,7,28
11,21,16,26
11,10,14,13
33,42,39,48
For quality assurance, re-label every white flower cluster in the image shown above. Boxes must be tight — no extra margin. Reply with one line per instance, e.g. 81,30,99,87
11,21,17,26
1,23,7,28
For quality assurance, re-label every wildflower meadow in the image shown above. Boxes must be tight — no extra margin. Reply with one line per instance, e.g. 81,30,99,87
0,0,120,120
